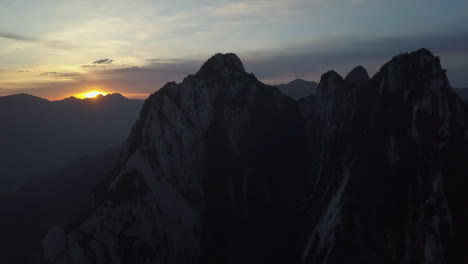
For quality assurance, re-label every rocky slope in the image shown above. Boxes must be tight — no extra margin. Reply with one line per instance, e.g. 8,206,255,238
298,49,468,264
47,54,308,263
46,49,468,264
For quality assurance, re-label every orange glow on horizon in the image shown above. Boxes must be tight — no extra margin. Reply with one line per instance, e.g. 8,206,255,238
76,90,109,99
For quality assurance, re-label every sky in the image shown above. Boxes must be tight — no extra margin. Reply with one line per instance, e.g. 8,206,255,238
0,0,467,100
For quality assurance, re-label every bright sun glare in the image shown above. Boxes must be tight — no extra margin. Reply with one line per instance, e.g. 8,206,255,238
77,91,109,99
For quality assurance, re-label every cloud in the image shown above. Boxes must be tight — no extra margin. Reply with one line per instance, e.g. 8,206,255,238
39,71,87,81
205,1,297,17
3,30,468,100
113,66,151,72
0,32,37,42
93,58,113,64
80,59,114,69
145,58,183,63
0,31,78,50
40,72,58,76
111,59,201,74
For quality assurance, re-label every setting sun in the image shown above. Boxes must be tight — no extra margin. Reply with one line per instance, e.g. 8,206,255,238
76,91,109,99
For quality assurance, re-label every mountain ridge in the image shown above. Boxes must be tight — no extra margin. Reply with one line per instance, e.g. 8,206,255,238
0,93,144,193
45,49,468,264
298,48,468,263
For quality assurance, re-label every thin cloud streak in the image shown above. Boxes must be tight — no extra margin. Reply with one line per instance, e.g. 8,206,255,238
0,31,78,50
0,32,37,42
93,58,114,64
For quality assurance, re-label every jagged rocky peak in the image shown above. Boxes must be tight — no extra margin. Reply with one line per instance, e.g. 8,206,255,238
298,48,468,264
321,70,344,84
50,51,306,264
315,70,346,97
196,53,246,77
376,48,450,95
345,65,370,86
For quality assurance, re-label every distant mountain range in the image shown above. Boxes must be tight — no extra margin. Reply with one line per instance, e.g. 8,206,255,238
45,49,468,264
0,93,143,193
276,65,370,100
276,78,318,100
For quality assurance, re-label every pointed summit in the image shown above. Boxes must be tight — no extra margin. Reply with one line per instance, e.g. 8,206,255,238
345,65,370,86
316,70,344,96
196,53,245,78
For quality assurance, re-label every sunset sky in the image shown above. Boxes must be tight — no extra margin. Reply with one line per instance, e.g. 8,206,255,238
1,0,467,100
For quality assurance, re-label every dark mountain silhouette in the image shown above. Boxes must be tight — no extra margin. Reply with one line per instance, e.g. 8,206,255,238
45,53,309,263
344,65,370,86
0,146,120,263
0,93,143,193
276,78,318,100
44,49,468,264
296,49,468,264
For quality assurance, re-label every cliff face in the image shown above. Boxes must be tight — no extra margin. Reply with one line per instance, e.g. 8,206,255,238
49,53,308,264
299,49,468,264
46,49,468,264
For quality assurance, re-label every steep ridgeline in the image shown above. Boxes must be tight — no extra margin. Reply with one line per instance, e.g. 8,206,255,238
298,49,468,264
47,54,308,263
46,49,468,264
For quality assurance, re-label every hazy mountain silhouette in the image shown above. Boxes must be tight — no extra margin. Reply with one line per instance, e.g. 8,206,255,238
454,87,468,100
44,49,468,264
0,93,143,193
0,146,120,263
276,78,318,100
